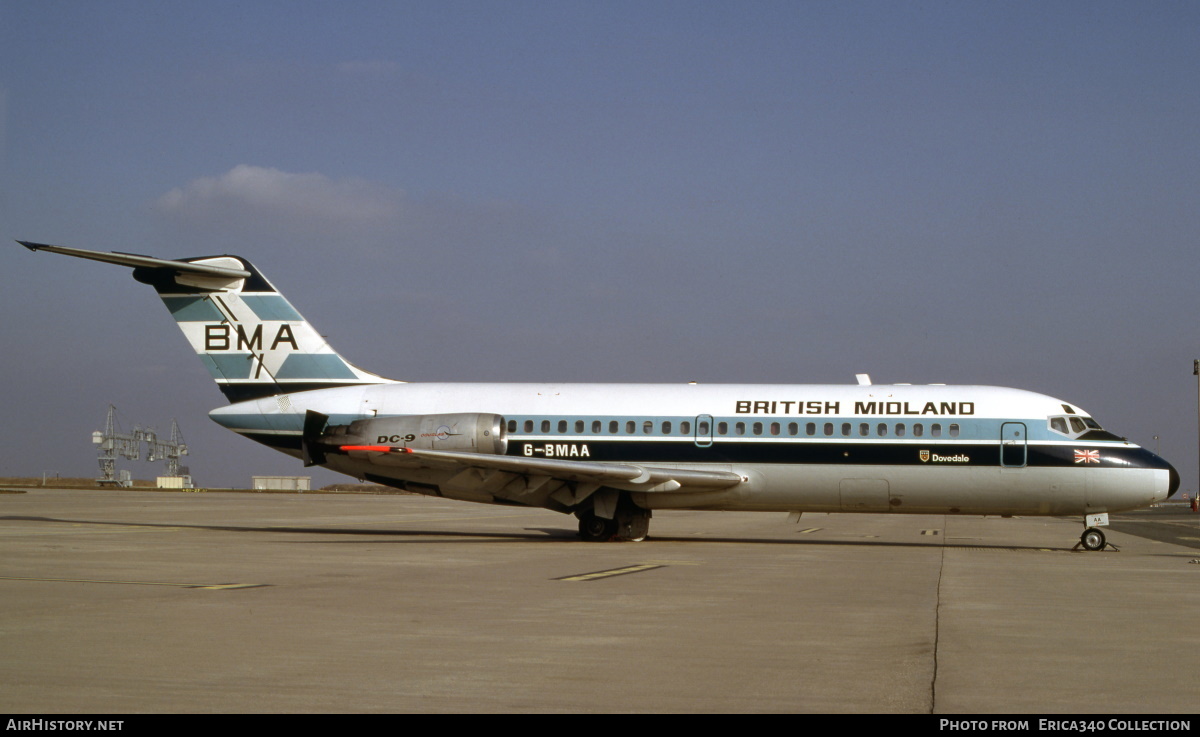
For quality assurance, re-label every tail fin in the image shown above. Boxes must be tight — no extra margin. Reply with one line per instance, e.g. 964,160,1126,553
19,241,395,402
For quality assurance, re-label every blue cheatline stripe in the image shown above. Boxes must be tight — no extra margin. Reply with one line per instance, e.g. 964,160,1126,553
241,295,303,321
223,430,1161,470
200,353,255,380
275,353,358,379
161,296,224,322
506,415,981,440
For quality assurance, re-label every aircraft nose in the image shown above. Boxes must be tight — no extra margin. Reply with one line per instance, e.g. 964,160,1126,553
1166,463,1181,500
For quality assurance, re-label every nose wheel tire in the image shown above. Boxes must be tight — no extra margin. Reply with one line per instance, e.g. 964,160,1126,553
1080,527,1106,551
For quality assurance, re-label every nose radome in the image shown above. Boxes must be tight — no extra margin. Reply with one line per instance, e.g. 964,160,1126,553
1166,464,1180,499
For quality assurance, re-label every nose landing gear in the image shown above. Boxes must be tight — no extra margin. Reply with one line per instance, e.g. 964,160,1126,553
1079,527,1106,551
1073,512,1117,552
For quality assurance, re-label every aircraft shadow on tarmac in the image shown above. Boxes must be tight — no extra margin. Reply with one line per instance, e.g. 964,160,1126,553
0,514,1107,551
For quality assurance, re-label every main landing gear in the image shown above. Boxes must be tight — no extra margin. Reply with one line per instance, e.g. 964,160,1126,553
576,494,651,542
578,512,617,541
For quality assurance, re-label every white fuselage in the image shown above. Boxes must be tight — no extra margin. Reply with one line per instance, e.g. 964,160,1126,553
210,381,1177,517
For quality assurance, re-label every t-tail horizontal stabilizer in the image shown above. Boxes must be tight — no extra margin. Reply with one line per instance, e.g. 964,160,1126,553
18,240,396,402
18,241,251,279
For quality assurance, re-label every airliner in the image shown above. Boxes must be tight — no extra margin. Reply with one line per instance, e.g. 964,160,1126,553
18,241,1179,548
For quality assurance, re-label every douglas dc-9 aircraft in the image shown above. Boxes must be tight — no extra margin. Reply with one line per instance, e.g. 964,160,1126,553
19,241,1179,548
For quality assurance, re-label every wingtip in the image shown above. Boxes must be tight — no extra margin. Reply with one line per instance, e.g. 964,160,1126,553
16,240,42,252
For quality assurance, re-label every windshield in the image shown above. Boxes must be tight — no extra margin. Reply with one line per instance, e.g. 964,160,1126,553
1049,415,1106,438
1048,414,1121,441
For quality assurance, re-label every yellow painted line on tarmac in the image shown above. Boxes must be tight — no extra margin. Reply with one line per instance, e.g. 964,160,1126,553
556,563,667,582
797,528,823,534
0,575,265,590
640,560,700,566
194,583,265,590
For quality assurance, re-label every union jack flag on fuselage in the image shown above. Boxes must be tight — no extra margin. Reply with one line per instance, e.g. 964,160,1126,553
1075,449,1101,464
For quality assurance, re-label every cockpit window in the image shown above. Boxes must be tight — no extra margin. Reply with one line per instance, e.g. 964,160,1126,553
1049,414,1111,439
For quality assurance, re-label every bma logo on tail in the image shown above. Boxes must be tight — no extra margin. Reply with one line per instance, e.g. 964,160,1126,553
204,324,298,352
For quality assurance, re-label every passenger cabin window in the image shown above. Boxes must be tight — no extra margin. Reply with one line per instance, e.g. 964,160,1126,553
524,420,534,433
681,421,691,434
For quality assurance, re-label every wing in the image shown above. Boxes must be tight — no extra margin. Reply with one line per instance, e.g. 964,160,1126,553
337,444,745,509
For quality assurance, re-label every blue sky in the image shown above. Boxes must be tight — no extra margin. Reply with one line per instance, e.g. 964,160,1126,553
3,1,1199,490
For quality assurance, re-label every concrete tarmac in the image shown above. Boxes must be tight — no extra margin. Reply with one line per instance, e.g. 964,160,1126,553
1,488,1198,713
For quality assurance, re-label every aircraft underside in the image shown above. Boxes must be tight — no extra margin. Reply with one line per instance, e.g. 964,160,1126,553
320,456,1166,517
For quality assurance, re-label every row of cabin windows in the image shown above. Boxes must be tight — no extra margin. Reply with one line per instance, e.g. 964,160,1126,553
509,418,961,439
514,419,695,435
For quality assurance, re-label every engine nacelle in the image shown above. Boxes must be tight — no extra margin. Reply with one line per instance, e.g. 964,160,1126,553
323,413,507,455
